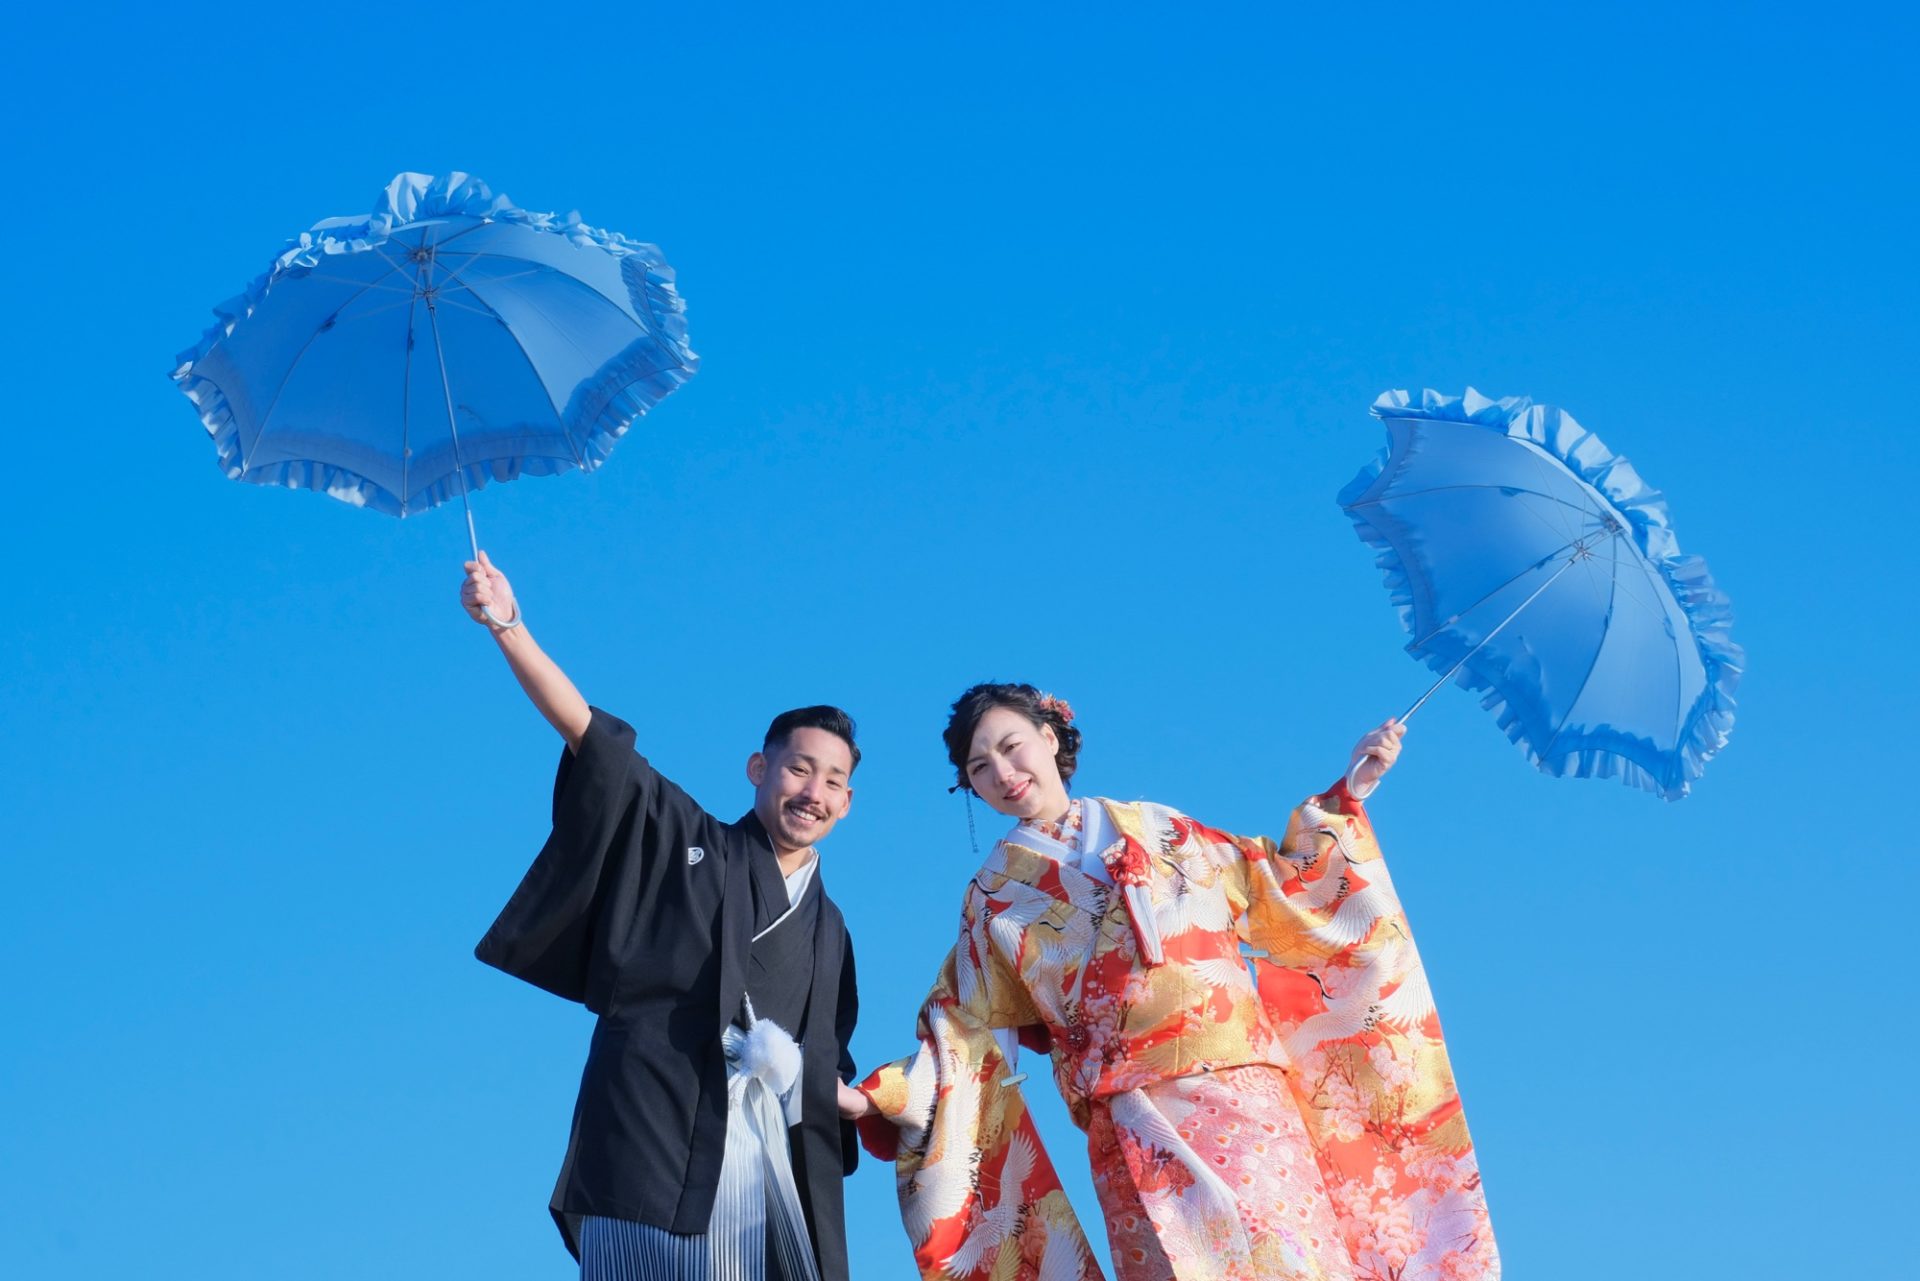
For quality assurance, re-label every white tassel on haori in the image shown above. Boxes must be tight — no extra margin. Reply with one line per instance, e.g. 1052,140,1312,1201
739,1011,805,1108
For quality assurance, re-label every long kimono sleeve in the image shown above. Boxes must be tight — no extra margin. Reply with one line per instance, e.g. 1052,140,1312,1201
1228,783,1500,1280
473,707,672,1007
855,887,1102,1281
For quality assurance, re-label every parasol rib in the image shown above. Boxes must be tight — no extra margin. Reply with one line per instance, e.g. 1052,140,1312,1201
1398,553,1581,723
241,264,406,473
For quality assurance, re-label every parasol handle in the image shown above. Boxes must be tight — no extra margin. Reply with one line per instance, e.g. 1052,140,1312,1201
459,504,517,630
1345,758,1381,801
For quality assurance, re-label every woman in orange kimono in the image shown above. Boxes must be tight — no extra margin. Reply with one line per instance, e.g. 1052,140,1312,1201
839,683,1498,1281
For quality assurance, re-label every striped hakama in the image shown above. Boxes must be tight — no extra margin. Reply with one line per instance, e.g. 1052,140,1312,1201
581,862,825,1281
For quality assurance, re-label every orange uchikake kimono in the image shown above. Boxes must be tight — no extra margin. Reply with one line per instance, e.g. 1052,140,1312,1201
855,786,1498,1281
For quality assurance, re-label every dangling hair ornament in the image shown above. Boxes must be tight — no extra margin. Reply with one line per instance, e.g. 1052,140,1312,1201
949,781,981,856
1037,692,1075,723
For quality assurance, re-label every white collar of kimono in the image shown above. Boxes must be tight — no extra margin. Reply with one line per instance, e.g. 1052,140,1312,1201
1008,799,1165,966
751,850,818,944
782,849,818,901
1014,797,1115,885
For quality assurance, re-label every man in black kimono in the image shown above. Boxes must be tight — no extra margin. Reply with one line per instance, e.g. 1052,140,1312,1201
459,553,861,1281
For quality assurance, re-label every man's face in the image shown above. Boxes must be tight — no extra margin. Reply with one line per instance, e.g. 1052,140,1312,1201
748,726,855,855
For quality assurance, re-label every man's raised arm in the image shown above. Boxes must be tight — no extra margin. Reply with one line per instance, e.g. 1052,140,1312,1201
460,551,592,752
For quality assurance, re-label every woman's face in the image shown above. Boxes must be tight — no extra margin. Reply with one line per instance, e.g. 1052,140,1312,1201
965,705,1070,821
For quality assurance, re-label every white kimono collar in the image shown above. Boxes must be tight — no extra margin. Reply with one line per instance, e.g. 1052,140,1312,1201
999,799,1165,966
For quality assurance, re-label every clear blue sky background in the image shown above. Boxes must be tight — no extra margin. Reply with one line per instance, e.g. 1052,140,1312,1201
3,5,1913,1278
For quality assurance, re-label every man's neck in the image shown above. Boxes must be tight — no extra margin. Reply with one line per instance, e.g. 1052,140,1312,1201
775,845,816,879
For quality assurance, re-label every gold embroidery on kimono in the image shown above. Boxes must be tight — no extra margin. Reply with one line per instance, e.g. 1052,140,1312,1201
857,788,1499,1281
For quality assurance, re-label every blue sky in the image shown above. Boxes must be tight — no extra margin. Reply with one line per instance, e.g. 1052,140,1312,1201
2,4,1913,1277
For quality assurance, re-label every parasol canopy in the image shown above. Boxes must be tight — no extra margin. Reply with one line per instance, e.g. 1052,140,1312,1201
171,171,697,543
1339,388,1742,799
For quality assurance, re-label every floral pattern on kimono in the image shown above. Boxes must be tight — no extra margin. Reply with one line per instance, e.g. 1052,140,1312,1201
857,786,1498,1281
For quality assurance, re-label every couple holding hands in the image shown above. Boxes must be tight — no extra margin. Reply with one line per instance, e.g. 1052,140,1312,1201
462,554,1498,1281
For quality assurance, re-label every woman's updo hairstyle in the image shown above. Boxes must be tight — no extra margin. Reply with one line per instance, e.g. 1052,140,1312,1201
944,682,1083,792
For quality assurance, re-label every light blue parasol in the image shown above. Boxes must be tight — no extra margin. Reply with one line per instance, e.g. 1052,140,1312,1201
172,172,697,554
1338,388,1741,799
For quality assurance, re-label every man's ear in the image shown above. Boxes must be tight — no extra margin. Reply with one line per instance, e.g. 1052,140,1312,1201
836,786,854,819
746,751,767,786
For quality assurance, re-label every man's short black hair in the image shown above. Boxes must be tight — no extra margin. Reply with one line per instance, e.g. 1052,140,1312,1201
763,705,861,773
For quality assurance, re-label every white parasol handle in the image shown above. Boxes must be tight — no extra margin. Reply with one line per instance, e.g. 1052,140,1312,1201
1345,757,1382,801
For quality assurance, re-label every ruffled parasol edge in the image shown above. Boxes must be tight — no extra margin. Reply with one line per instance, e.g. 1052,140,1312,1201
169,172,698,516
1339,388,1743,800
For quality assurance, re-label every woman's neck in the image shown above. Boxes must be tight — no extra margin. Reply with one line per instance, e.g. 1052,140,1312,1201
1026,794,1076,827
